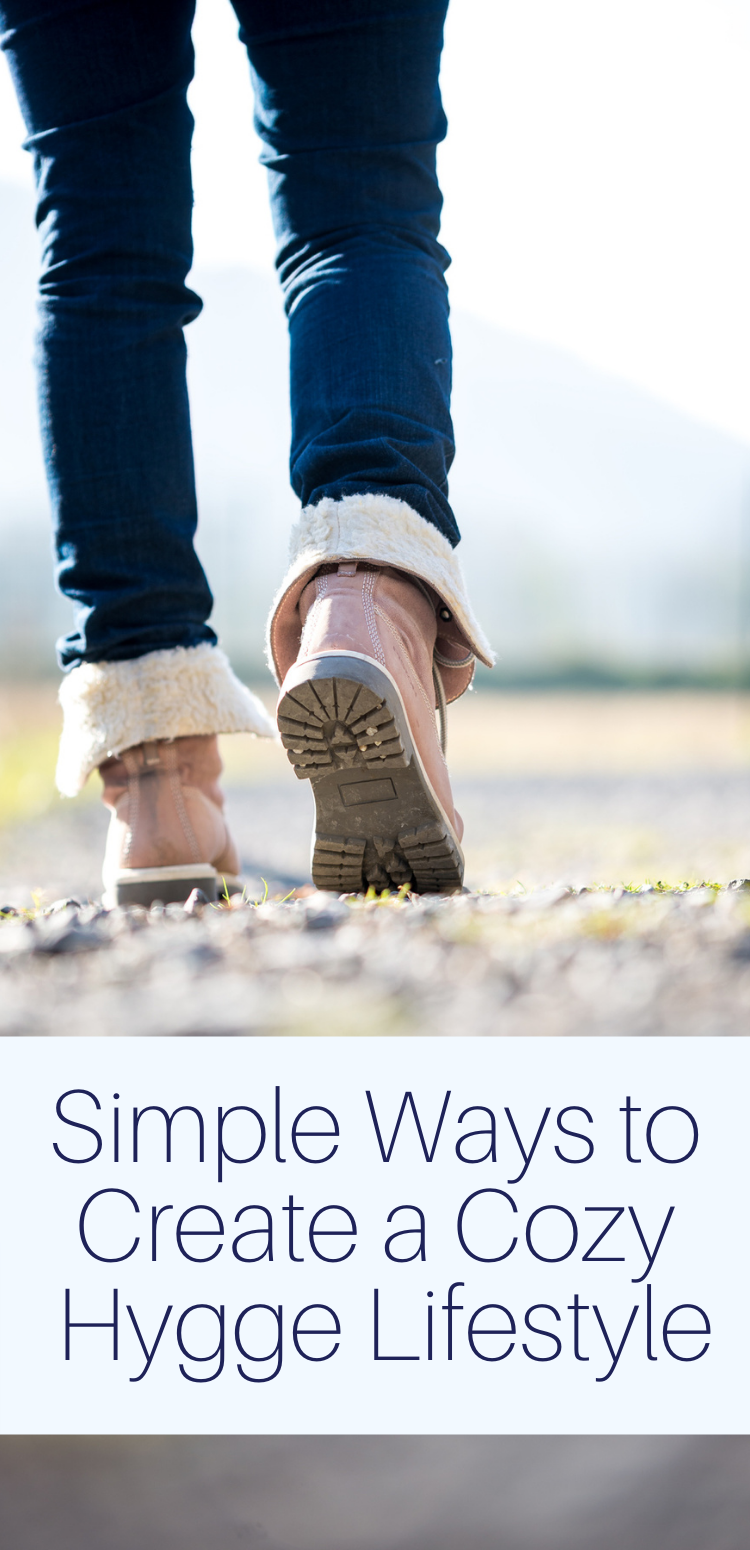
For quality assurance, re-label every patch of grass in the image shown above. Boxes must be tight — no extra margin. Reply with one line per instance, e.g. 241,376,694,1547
359,884,413,907
0,887,45,922
618,878,721,893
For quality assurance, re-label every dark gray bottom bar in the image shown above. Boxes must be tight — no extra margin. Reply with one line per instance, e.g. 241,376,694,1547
0,1436,747,1550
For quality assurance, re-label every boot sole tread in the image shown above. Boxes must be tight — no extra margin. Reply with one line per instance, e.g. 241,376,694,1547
278,656,464,896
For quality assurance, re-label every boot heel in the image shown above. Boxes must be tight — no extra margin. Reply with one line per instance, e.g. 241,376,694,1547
104,865,243,910
278,654,464,895
311,835,367,892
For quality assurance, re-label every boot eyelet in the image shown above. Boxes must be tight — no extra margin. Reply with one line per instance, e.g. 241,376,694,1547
439,606,452,622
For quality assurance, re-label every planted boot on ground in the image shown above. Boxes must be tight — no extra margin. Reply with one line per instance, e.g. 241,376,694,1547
275,562,472,894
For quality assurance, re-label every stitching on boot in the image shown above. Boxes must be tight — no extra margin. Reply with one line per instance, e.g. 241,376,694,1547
374,605,437,720
122,777,138,864
362,571,386,665
164,744,202,865
121,758,140,866
119,747,143,865
299,572,328,658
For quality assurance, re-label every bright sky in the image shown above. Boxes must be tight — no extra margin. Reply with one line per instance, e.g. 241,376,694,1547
1,0,750,443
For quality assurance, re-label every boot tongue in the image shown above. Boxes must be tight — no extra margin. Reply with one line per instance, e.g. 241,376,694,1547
336,561,358,576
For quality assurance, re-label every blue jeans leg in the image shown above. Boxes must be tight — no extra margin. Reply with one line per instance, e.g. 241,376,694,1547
0,0,457,675
235,0,457,545
0,0,215,670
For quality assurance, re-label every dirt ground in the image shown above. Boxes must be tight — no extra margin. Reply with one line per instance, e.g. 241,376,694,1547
1,688,748,1544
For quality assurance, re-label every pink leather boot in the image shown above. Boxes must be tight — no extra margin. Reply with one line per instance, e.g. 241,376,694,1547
98,734,242,907
54,643,276,909
265,495,493,894
273,562,475,893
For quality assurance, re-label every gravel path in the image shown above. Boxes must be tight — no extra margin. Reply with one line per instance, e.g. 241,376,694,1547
2,882,749,1038
1,771,749,1037
1,775,749,1036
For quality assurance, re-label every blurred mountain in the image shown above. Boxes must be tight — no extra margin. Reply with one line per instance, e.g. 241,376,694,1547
1,180,749,680
450,320,750,680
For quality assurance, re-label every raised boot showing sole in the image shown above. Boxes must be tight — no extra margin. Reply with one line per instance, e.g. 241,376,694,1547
276,565,466,894
99,734,243,908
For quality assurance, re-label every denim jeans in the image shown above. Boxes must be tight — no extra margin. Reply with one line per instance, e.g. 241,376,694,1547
0,0,455,670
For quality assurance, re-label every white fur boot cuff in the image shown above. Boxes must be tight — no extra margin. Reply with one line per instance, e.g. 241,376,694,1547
266,493,494,684
56,643,277,797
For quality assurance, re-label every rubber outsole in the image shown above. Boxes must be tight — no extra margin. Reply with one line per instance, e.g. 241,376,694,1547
278,654,464,895
105,866,243,909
